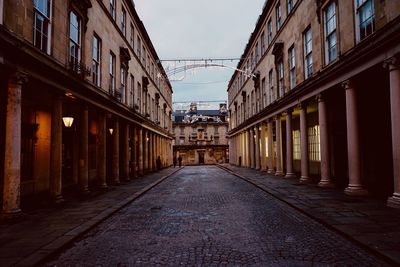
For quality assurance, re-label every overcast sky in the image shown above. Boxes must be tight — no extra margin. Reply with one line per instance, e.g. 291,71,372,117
134,0,266,109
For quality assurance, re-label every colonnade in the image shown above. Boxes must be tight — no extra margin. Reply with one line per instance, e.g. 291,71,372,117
229,56,400,207
1,71,172,217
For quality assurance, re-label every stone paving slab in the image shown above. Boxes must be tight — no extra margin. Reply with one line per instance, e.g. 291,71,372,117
218,164,400,266
0,167,182,267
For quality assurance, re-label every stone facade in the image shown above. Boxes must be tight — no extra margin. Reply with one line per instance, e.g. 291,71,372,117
173,104,229,165
0,0,173,216
228,0,400,207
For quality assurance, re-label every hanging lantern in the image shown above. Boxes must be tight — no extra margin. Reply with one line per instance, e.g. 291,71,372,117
62,117,74,128
109,128,114,135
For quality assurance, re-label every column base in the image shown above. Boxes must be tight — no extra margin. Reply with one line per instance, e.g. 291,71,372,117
52,195,65,204
1,208,22,221
300,176,312,183
99,183,108,189
344,186,368,196
318,180,335,188
387,193,400,209
275,171,284,176
267,168,275,174
285,173,296,178
80,187,90,194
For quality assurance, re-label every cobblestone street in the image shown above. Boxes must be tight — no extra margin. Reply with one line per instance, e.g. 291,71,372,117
45,166,389,266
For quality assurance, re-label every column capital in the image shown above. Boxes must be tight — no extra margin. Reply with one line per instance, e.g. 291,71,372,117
285,108,293,114
383,56,400,71
316,93,325,103
298,101,307,110
9,71,28,85
341,79,354,90
274,114,281,120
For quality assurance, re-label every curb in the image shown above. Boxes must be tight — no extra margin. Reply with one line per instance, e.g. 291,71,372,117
217,164,397,267
15,167,183,267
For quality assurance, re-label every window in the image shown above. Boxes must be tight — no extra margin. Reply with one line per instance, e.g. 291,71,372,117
260,32,265,55
308,125,321,161
109,51,116,93
69,11,81,65
293,130,301,160
92,34,101,86
325,2,337,64
130,75,135,108
143,46,146,65
120,68,127,103
0,0,4,25
276,2,282,31
250,52,254,70
110,0,116,20
267,19,273,45
121,6,126,36
262,78,266,108
33,0,51,53
356,0,375,41
130,23,134,48
277,61,284,98
303,27,313,79
269,69,274,103
255,42,260,64
289,45,296,89
137,37,142,59
287,0,293,14
137,82,141,111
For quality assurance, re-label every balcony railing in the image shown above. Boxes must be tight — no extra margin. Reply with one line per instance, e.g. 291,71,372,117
69,59,91,79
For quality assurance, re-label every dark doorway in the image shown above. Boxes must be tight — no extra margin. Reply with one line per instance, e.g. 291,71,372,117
198,151,205,164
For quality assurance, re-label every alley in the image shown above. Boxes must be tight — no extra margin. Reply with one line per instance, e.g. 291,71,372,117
47,166,387,266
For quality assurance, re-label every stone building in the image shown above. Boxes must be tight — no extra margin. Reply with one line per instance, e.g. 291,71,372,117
173,103,229,165
0,0,173,216
228,0,400,207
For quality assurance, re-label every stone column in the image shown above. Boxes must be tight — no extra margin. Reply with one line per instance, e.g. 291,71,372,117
260,123,267,171
138,127,144,176
342,80,367,195
2,72,26,217
78,105,89,192
111,117,120,184
50,95,64,203
267,119,274,173
317,94,334,187
143,129,148,172
299,103,311,183
250,128,255,168
122,122,130,181
97,112,107,188
255,126,261,170
275,115,284,176
149,132,154,171
285,109,296,178
131,125,137,179
385,58,400,207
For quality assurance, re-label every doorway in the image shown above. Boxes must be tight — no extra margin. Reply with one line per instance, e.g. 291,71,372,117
198,151,205,164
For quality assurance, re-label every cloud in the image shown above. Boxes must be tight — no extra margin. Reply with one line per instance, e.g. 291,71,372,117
134,0,266,108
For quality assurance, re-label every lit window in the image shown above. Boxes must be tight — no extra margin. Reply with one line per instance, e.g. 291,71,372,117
110,0,116,20
121,7,126,36
69,11,81,65
356,0,375,41
92,34,101,86
276,2,282,31
109,51,116,93
325,2,337,64
289,45,296,89
308,125,321,161
293,130,301,160
303,27,313,79
33,0,51,53
267,19,273,45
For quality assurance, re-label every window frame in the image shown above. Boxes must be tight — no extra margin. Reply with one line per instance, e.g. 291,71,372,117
121,6,127,36
0,0,4,25
130,23,135,49
33,0,52,54
120,67,127,103
355,0,375,42
109,51,116,93
110,0,116,20
92,33,101,87
324,2,338,64
267,19,273,45
276,2,282,32
288,45,296,89
277,61,284,98
287,0,293,14
69,10,81,65
303,27,313,79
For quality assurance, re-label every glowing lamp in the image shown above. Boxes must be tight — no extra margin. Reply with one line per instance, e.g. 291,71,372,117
62,117,74,128
109,128,114,135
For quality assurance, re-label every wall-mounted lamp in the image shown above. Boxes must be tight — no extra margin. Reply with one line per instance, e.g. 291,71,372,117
146,137,150,141
109,128,114,135
62,117,74,128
